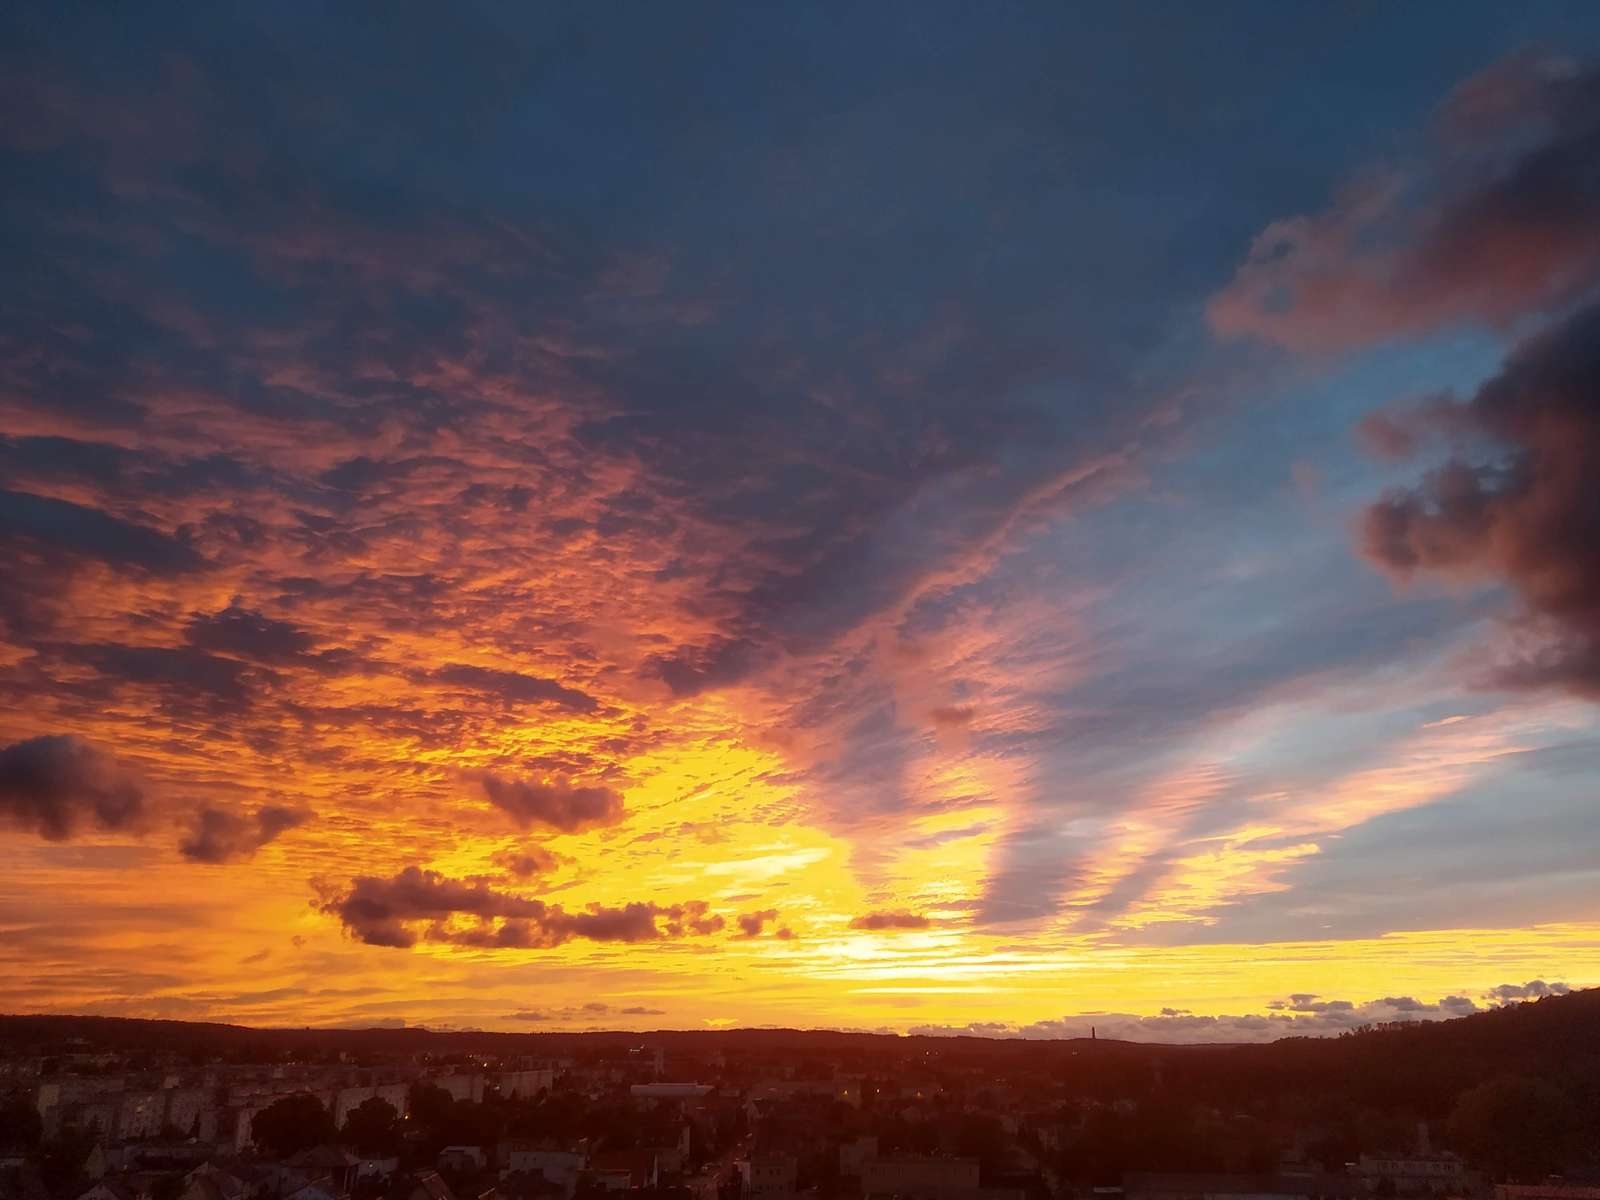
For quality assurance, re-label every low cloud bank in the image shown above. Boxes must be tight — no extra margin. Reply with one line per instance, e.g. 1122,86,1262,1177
908,982,1576,1044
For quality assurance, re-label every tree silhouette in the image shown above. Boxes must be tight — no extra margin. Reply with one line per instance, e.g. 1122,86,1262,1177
1448,1076,1578,1180
342,1096,401,1156
251,1094,336,1159
0,1091,42,1149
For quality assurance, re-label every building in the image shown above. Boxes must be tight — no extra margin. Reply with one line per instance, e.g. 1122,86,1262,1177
739,1155,796,1200
357,1158,400,1183
439,1148,489,1175
179,1163,250,1200
1354,1155,1469,1196
645,1126,691,1175
628,1084,712,1101
0,1162,50,1200
863,1158,980,1197
116,1091,167,1140
499,1148,585,1198
163,1089,209,1137
497,1071,553,1100
433,1076,485,1105
288,1147,361,1196
839,1138,878,1178
76,1184,149,1200
585,1152,658,1192
1124,1175,1368,1200
749,1080,860,1108
405,1173,458,1200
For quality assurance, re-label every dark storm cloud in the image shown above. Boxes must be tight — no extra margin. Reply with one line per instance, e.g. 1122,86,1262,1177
0,437,135,489
646,638,767,699
1360,300,1600,695
318,865,718,950
430,664,598,712
849,910,931,931
0,735,144,841
61,643,260,711
0,437,267,502
179,804,311,864
0,489,204,575
1212,54,1600,351
477,772,625,834
185,608,320,664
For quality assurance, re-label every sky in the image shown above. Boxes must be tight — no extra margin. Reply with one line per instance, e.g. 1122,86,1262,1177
3,3,1600,1042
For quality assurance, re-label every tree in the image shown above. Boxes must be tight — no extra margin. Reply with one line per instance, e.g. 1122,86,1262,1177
342,1096,401,1156
38,1130,97,1195
406,1083,455,1137
0,1092,43,1149
1448,1076,1579,1180
251,1093,336,1159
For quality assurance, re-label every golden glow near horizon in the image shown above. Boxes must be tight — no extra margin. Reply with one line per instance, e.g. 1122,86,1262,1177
4,664,1599,1035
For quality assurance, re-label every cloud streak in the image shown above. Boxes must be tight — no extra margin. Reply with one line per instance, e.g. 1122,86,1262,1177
850,910,932,932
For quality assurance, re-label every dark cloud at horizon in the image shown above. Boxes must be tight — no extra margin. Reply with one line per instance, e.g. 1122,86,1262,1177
909,982,1575,1044
509,1002,667,1023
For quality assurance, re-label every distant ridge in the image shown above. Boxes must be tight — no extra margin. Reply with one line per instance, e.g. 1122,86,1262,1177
4,990,1598,1131
2,984,1595,1061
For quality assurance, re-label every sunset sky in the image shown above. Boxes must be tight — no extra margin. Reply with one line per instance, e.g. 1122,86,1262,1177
4,3,1600,1041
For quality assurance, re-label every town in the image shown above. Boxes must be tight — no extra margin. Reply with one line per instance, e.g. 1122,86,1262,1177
0,996,1595,1200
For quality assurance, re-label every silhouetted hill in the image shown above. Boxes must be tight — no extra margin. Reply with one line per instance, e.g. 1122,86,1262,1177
2,986,1596,1110
4,993,1598,1180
